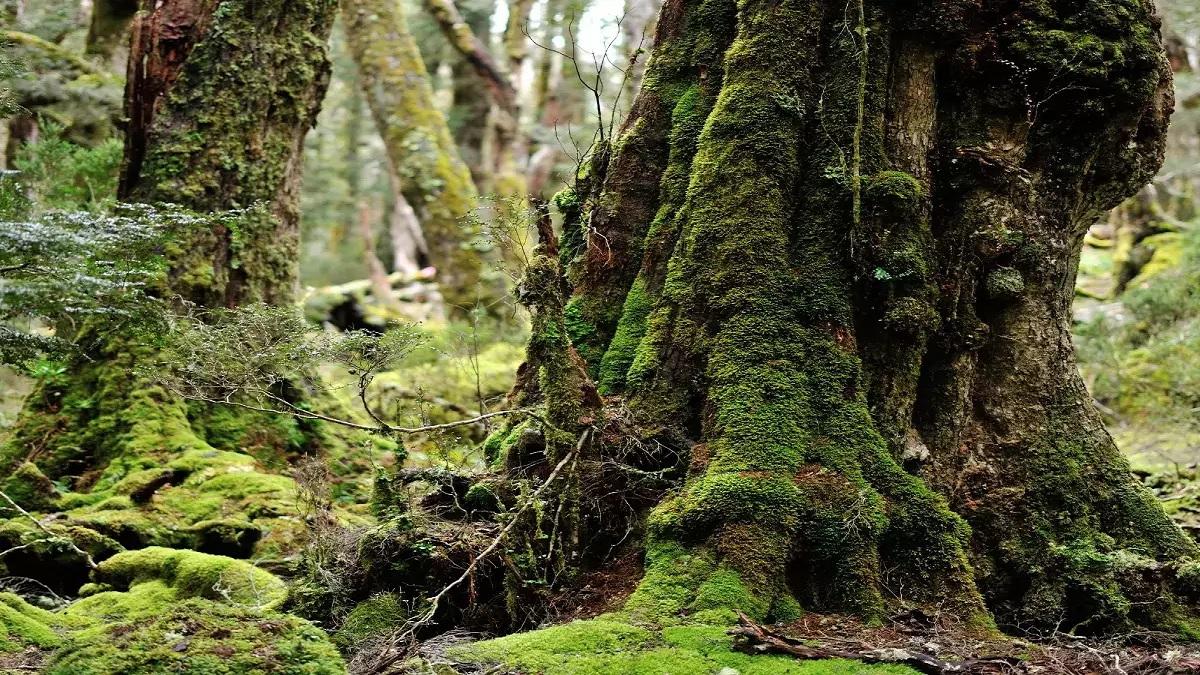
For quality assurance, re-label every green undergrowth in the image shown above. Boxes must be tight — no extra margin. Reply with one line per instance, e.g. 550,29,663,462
365,320,526,467
448,617,917,675
1076,226,1200,464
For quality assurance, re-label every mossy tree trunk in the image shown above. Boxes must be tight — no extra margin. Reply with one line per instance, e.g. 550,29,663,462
120,0,338,308
545,0,1200,635
341,0,498,312
0,0,343,562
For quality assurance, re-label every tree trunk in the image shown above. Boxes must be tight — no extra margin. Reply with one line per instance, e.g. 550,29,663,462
617,0,657,112
85,0,137,63
120,0,337,308
341,0,497,312
543,0,1197,635
423,0,525,198
0,0,342,570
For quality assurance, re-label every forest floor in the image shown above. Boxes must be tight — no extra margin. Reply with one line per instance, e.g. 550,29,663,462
1,236,1199,674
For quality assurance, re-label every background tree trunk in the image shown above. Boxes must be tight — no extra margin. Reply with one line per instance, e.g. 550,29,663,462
341,0,497,312
543,0,1197,635
85,0,137,64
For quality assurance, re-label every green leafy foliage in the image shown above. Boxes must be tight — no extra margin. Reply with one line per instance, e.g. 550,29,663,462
0,204,176,368
159,303,425,416
10,121,122,212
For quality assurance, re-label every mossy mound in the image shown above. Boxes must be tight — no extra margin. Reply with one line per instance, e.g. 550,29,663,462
0,445,378,594
47,597,345,674
0,593,86,654
79,547,287,610
0,548,345,673
448,617,918,674
332,592,405,650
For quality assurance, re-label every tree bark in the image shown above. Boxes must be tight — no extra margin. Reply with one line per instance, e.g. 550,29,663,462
536,0,1196,635
119,0,337,307
341,0,497,312
0,0,341,558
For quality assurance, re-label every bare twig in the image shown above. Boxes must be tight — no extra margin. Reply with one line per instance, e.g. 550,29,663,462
366,428,593,674
0,490,96,570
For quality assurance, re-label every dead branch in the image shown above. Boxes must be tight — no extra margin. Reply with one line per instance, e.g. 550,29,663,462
729,612,1023,675
0,490,97,570
363,428,593,674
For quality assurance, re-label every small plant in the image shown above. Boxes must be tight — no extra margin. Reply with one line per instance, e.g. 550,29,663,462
10,120,122,213
0,203,184,368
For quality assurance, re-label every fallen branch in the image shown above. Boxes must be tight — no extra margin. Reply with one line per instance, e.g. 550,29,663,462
729,612,1022,675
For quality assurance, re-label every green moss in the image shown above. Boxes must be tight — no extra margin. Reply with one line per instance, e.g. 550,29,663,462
48,596,345,675
483,419,531,468
564,0,735,378
985,267,1025,302
464,481,502,513
598,277,652,394
83,547,286,610
604,0,991,627
554,185,587,272
334,593,406,650
450,616,918,674
964,410,1200,633
0,462,60,512
881,297,940,336
563,296,603,372
0,593,80,653
625,540,718,622
863,170,922,217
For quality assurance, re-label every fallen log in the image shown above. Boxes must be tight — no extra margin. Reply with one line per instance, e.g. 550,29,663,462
303,267,443,330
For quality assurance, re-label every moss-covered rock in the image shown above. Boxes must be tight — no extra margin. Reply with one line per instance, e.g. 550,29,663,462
0,462,61,513
48,596,345,674
82,547,287,611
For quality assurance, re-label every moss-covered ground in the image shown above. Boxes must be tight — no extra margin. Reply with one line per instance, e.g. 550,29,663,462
0,548,344,672
448,618,916,674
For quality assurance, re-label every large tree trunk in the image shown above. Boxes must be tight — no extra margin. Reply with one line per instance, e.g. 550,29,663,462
0,0,342,575
541,0,1197,635
120,0,337,307
341,0,497,312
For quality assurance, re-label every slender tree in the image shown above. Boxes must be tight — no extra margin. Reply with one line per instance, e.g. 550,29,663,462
530,0,1197,634
341,0,497,311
